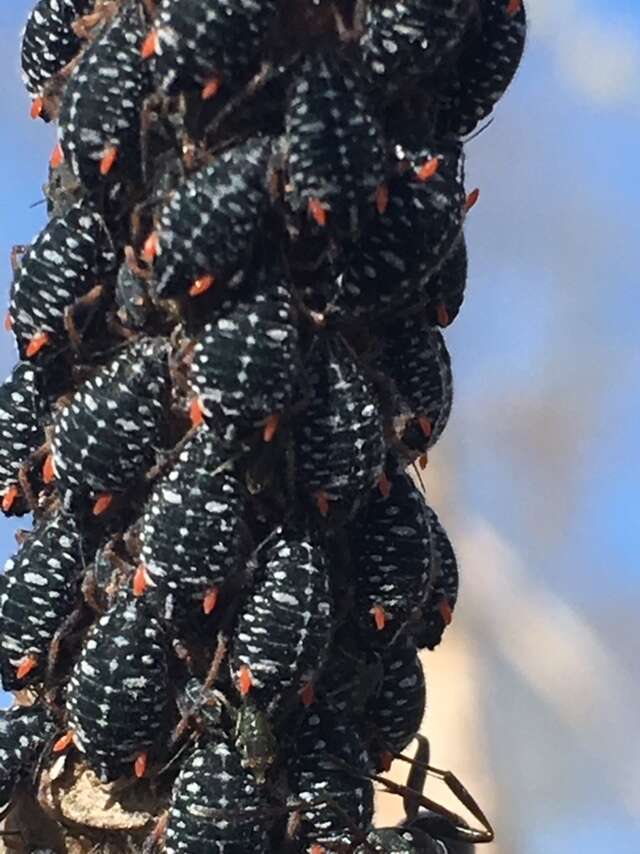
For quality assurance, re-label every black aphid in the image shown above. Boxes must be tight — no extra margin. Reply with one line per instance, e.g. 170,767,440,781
0,703,57,809
66,585,169,781
231,537,332,708
0,512,83,690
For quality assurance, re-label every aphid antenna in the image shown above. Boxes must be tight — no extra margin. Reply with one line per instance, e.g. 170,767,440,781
203,60,281,145
464,117,495,144
28,197,47,209
410,460,428,495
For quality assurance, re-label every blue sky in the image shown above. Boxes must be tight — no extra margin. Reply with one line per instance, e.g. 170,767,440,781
0,2,638,851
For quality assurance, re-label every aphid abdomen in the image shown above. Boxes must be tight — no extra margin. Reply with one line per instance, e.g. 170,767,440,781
50,337,170,509
165,739,270,853
9,201,116,359
191,269,299,442
66,587,169,781
285,52,386,234
436,0,527,136
0,362,47,516
295,335,386,519
367,637,426,755
0,512,83,689
153,137,272,299
290,705,374,848
151,0,278,96
231,538,332,707
336,140,465,318
0,703,57,809
410,508,459,651
349,458,433,640
139,431,246,620
21,0,92,98
425,236,468,328
380,317,453,455
58,1,152,185
361,0,473,93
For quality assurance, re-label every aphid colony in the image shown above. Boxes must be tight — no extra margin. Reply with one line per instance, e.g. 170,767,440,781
1,0,526,850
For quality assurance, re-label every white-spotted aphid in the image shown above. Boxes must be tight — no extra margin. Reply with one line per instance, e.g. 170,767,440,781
191,264,299,443
57,1,152,185
50,337,170,515
349,456,433,640
20,0,93,119
151,137,272,300
409,508,459,652
0,362,47,517
164,738,270,853
294,335,385,521
0,512,83,690
63,584,169,782
436,0,527,137
285,51,386,236
231,537,332,709
379,316,453,459
136,431,247,623
425,237,468,329
366,637,426,760
0,703,57,810
9,201,116,362
288,704,374,851
143,0,278,100
334,139,465,319
360,0,474,95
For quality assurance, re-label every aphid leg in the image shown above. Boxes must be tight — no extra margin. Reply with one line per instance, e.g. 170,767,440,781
10,244,28,274
204,62,275,142
203,633,229,691
72,3,119,39
46,606,87,685
64,285,104,352
141,809,168,854
402,733,431,822
17,462,37,511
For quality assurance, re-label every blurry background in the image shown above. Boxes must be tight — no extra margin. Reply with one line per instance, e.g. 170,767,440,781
0,1,638,852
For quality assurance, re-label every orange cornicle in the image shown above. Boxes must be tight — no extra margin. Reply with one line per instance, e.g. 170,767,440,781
238,664,253,696
308,197,327,227
189,397,205,428
133,564,149,597
416,157,440,183
16,655,38,680
26,331,50,358
42,454,56,485
439,598,454,627
315,491,330,517
372,604,387,631
2,484,19,513
506,0,522,16
377,472,392,498
53,731,75,753
262,413,280,443
189,275,215,298
99,146,118,176
30,96,44,119
141,30,159,59
203,587,219,615
464,187,480,213
142,231,160,262
92,493,113,516
375,183,389,215
201,77,221,100
50,143,64,169
134,752,148,778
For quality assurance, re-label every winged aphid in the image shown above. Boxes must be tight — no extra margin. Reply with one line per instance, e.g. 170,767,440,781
0,511,84,690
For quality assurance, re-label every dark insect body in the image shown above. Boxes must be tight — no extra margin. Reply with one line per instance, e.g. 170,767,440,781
50,337,170,512
379,318,453,457
231,537,332,708
285,52,386,234
191,266,299,443
152,137,272,299
165,739,270,853
66,586,169,781
0,362,47,517
20,0,92,101
58,1,152,185
367,638,426,758
295,335,385,519
0,703,57,809
353,827,439,853
147,0,278,98
115,253,151,329
0,512,83,690
425,238,468,328
410,509,459,651
334,140,465,318
290,705,374,849
138,431,246,622
349,459,433,640
436,0,527,136
360,0,474,94
9,201,116,361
